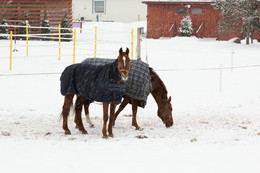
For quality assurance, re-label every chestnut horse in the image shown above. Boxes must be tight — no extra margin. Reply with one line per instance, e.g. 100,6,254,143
60,48,130,138
75,67,173,130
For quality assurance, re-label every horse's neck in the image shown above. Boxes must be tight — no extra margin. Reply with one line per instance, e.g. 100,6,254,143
150,70,168,106
151,87,167,106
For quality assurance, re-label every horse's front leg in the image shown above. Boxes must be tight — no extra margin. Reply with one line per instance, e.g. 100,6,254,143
108,101,116,137
132,99,141,130
113,97,130,126
102,103,109,138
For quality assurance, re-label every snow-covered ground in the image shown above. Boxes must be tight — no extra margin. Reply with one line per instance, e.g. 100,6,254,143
0,22,260,173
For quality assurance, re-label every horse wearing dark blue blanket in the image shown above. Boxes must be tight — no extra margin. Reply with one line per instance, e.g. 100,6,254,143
60,48,130,138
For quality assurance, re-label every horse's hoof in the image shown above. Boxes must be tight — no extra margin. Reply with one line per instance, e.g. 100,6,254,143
109,134,114,138
102,135,108,139
65,131,71,135
136,127,143,131
82,130,88,135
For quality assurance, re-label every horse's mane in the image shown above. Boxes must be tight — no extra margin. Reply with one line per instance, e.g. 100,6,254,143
149,67,168,99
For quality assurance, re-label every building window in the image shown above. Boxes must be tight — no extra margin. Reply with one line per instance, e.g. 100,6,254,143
191,9,202,14
93,0,106,14
177,8,187,14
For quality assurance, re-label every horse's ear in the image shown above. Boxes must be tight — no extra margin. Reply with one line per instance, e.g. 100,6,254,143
126,48,129,55
168,96,171,103
119,47,123,55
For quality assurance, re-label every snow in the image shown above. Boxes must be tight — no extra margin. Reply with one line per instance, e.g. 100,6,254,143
0,21,260,173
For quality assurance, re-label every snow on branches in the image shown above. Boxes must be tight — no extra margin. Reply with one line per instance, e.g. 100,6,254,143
178,15,193,37
213,0,260,44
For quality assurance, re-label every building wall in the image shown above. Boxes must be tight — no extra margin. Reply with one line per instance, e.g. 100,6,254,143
0,0,72,33
146,2,220,39
72,0,147,22
144,1,260,40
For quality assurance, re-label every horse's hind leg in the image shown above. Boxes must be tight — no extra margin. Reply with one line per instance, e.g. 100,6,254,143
75,95,88,134
84,103,94,127
62,94,74,135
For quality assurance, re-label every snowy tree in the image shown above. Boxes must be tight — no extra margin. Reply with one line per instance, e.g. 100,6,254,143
213,0,260,44
241,0,259,44
40,13,51,41
0,17,8,39
61,15,71,42
178,16,193,37
20,15,30,40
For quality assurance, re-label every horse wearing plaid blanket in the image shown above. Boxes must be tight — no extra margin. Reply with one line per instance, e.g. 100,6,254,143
60,48,130,138
74,59,173,130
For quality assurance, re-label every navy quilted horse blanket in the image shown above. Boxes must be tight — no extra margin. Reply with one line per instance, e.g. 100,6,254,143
82,58,152,108
60,59,124,104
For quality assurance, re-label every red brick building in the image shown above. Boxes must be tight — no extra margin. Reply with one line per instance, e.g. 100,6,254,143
142,1,260,40
0,0,72,34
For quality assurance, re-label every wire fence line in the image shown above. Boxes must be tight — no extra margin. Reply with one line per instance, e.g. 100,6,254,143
155,64,260,72
1,64,260,77
0,24,72,30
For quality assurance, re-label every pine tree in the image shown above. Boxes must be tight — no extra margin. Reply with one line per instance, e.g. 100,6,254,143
178,16,193,37
41,13,51,41
61,15,71,42
0,17,8,39
20,15,30,40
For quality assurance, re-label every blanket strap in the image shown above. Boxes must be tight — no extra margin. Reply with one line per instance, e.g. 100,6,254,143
108,83,125,92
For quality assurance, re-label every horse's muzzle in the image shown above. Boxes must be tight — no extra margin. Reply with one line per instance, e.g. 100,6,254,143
121,75,129,81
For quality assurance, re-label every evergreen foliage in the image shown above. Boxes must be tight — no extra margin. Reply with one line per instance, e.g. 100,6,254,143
0,17,8,39
20,15,30,40
178,16,193,37
61,15,71,42
40,13,51,41
213,0,260,44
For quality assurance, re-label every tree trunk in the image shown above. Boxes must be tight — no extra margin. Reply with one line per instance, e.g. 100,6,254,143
246,35,250,45
250,31,254,44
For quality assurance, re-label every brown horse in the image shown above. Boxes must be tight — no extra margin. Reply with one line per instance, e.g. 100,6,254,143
113,68,173,129
61,48,130,138
75,67,173,131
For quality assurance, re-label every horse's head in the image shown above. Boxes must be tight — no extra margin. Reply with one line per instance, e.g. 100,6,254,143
158,96,174,128
117,47,130,81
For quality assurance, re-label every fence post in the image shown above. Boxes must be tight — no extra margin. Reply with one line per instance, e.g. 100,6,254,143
131,29,133,60
219,64,223,92
58,24,61,60
231,46,234,72
10,31,13,70
137,28,141,60
73,29,76,64
94,26,97,58
26,23,28,56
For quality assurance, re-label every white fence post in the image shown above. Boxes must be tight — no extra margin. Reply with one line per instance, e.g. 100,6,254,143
231,46,234,72
219,64,223,92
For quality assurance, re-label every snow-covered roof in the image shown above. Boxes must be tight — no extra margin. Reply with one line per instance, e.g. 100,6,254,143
143,0,260,1
143,0,214,2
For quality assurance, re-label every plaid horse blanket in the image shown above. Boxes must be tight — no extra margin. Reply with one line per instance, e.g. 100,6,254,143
82,58,152,108
60,59,124,104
